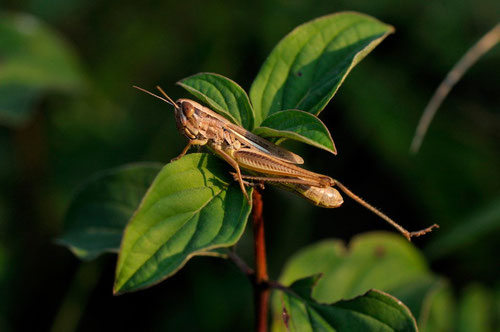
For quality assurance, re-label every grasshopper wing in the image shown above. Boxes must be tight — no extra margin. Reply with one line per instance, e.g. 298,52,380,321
227,123,304,164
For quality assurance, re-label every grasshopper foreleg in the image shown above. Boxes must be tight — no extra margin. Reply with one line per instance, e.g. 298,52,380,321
172,139,208,162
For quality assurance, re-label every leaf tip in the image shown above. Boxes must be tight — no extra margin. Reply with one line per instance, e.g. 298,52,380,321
113,279,127,296
112,284,121,296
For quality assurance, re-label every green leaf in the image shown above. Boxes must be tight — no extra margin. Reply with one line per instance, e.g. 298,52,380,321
457,284,495,332
278,233,430,303
272,232,441,330
250,11,394,125
0,13,84,127
389,276,447,328
279,276,417,332
114,153,252,294
57,163,162,261
177,72,255,129
253,110,336,155
420,284,455,332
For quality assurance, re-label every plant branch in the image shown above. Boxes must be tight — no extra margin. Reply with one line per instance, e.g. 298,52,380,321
228,251,293,295
228,250,254,277
251,189,269,332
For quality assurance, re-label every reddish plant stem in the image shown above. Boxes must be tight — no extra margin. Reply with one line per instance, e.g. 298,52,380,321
251,189,269,332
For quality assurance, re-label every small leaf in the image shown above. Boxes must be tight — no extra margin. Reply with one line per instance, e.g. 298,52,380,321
0,13,84,127
114,153,252,294
57,163,162,261
177,72,255,129
253,110,336,155
250,11,394,125
280,276,417,332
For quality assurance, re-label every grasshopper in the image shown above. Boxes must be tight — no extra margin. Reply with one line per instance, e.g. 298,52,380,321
134,86,438,240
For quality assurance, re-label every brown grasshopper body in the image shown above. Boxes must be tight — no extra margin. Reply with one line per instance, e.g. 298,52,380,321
145,91,336,204
134,85,438,240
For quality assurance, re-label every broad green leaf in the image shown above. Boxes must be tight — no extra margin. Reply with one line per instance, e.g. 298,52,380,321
278,276,417,332
57,163,162,261
272,233,441,331
0,13,84,127
177,72,255,129
114,153,252,294
253,110,336,155
278,233,430,302
250,11,394,125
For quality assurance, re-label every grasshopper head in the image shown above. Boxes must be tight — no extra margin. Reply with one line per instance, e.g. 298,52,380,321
174,98,204,140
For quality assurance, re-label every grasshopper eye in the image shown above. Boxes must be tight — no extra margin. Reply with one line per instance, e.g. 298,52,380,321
182,102,195,118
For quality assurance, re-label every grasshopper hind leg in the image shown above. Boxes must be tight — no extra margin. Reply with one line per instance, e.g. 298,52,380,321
229,172,265,190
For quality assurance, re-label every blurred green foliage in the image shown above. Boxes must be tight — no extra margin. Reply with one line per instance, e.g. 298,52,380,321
0,0,498,331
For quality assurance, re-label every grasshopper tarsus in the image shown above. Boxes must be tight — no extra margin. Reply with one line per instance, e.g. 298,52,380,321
408,223,439,239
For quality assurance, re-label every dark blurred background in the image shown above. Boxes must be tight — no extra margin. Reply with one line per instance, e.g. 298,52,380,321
0,0,499,331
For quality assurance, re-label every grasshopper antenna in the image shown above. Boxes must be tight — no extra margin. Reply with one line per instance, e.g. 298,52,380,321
333,179,439,241
133,85,175,107
156,86,177,106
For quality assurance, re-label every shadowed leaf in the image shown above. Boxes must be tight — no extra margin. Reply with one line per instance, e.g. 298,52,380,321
57,163,162,261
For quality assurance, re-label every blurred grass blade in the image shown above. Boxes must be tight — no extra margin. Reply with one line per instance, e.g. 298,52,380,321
410,22,500,154
177,72,255,129
0,13,84,127
250,11,394,125
57,163,162,261
277,275,418,332
425,196,500,260
253,110,336,155
114,153,252,294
